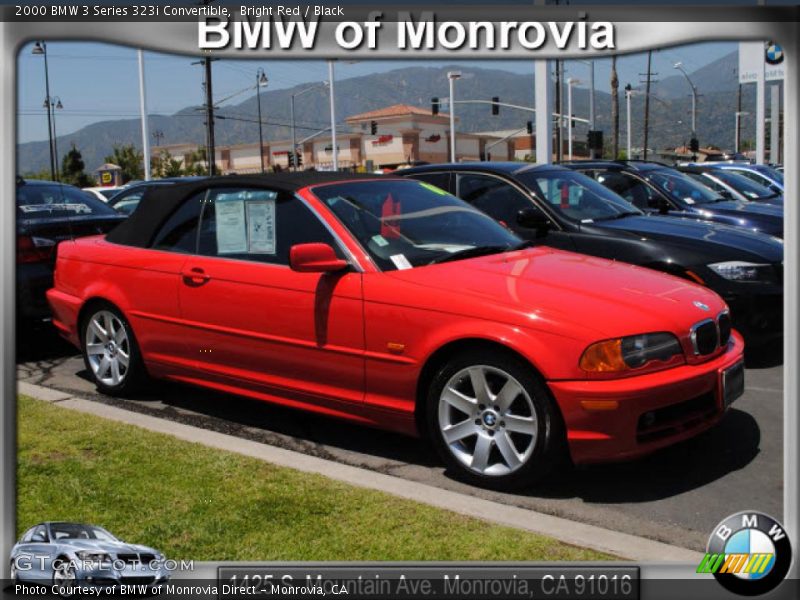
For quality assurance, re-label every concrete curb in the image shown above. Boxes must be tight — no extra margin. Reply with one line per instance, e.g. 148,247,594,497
18,381,703,563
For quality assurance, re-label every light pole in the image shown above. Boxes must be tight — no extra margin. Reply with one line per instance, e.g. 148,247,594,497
447,71,462,163
625,83,635,159
673,62,698,137
735,111,749,154
566,78,581,160
32,41,56,181
328,60,338,171
255,68,268,173
291,82,327,172
43,96,63,180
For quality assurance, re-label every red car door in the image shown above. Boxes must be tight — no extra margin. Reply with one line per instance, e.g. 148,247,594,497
176,186,365,409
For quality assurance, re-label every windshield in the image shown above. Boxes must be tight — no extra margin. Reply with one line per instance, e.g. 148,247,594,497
709,170,777,200
312,179,521,270
752,165,784,184
517,169,642,222
644,169,722,205
17,184,119,219
49,523,118,542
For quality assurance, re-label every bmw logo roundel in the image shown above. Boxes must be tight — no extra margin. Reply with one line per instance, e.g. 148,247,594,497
693,300,710,312
765,42,784,65
700,511,792,596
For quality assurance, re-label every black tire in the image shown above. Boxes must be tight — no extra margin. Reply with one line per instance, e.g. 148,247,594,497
81,302,147,397
425,349,565,490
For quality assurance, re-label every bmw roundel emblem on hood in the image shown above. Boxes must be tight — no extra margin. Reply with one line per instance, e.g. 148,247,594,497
694,301,710,312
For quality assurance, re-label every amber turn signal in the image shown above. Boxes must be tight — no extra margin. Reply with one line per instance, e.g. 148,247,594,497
579,339,627,372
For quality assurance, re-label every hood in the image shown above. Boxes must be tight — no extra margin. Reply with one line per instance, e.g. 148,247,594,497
384,246,727,340
61,539,159,556
594,215,783,262
713,200,783,217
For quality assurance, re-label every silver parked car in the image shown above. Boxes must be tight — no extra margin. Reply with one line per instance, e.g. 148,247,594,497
10,522,170,591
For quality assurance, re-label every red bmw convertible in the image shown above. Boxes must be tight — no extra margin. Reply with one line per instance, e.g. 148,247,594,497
47,174,745,488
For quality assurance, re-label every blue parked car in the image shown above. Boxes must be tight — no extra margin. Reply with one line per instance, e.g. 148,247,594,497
700,163,784,194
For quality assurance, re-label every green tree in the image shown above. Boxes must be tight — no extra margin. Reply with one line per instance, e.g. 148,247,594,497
153,149,183,178
60,143,94,187
183,146,208,176
104,144,144,183
20,168,53,181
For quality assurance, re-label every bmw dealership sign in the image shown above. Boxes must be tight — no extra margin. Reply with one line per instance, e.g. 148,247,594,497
739,41,785,83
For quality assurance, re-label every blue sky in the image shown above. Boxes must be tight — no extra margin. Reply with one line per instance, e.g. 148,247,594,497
17,40,737,144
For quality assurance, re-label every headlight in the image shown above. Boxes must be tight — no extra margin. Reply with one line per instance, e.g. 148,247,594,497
580,332,684,374
76,551,111,566
708,261,775,282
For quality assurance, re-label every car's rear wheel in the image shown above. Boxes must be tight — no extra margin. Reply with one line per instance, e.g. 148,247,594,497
82,303,145,396
426,350,564,490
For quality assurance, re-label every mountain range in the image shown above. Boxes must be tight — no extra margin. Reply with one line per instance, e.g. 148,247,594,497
18,51,768,175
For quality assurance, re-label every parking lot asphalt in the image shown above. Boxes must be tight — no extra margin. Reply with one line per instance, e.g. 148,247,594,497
16,327,783,552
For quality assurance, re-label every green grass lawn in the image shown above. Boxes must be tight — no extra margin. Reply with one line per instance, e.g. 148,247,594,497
17,394,611,561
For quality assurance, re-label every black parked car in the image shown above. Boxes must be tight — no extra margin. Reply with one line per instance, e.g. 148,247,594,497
677,165,783,207
108,177,207,216
400,163,783,344
17,178,126,324
562,160,783,238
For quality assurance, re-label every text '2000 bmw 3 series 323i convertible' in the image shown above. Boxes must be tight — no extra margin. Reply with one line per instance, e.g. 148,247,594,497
47,173,745,489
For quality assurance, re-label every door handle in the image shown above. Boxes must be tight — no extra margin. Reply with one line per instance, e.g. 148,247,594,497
181,266,211,285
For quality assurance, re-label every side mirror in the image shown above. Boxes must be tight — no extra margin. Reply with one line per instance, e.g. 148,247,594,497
289,243,349,273
516,208,550,234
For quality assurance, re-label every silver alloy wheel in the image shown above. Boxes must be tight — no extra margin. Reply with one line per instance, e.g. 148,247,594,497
53,560,76,592
85,310,130,387
438,365,538,476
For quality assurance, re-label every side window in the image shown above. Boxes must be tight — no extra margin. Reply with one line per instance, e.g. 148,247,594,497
31,525,48,543
456,174,533,228
151,192,205,253
595,171,659,210
197,187,340,266
111,189,147,216
408,172,451,194
732,169,768,187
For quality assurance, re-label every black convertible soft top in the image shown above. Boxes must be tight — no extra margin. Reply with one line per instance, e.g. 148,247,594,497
105,172,387,248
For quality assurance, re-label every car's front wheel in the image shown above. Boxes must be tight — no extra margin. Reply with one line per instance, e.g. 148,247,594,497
52,558,76,597
82,303,146,396
426,350,564,490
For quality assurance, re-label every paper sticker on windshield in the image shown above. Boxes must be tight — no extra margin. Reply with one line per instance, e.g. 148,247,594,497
215,198,247,254
246,200,276,254
390,254,413,270
371,234,389,247
419,182,448,195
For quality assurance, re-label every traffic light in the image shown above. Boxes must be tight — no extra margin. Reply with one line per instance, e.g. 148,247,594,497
689,137,700,153
491,96,500,115
526,121,533,135
288,152,294,168
295,150,303,168
588,130,604,152
370,120,377,135
431,97,439,115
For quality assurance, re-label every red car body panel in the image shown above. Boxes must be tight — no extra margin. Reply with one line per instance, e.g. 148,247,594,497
47,180,745,463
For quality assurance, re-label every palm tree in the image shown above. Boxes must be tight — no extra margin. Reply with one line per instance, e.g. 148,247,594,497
611,55,619,159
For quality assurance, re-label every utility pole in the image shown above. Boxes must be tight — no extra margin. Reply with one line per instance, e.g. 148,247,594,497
640,50,657,161
611,55,619,159
736,80,743,152
204,56,216,175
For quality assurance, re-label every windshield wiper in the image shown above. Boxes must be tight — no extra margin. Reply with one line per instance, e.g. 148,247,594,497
429,245,511,265
596,211,640,221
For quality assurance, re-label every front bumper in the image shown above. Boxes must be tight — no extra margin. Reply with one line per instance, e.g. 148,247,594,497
550,331,745,465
